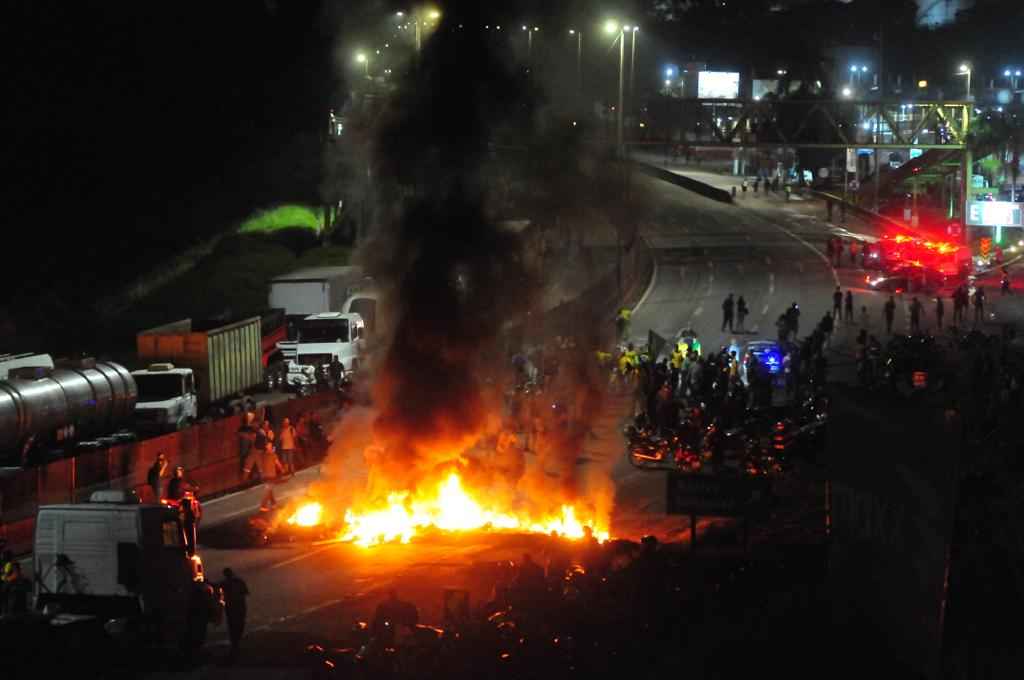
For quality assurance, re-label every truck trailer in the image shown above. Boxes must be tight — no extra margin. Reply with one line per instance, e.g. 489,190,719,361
133,316,263,431
268,265,369,333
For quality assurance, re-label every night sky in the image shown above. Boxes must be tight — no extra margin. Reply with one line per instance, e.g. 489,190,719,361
2,1,329,311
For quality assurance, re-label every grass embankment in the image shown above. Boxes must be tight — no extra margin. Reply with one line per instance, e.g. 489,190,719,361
238,204,324,234
107,204,347,349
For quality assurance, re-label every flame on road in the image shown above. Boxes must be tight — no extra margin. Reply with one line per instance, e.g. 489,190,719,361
287,501,324,527
340,472,609,548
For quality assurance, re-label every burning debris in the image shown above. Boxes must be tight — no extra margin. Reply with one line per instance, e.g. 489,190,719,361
316,2,614,548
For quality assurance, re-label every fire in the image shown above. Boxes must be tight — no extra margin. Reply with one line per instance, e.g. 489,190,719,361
287,501,324,527
340,472,609,548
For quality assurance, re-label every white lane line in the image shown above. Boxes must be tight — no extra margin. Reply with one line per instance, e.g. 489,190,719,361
768,272,775,295
246,598,347,635
761,303,770,315
759,212,840,287
271,542,344,569
692,306,703,317
630,236,658,314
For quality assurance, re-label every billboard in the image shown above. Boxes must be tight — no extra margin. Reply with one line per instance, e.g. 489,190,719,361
698,71,740,99
967,201,1023,227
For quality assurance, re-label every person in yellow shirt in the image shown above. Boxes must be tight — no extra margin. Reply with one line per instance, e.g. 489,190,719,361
616,308,632,340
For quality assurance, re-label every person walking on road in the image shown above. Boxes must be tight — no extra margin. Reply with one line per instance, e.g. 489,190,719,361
834,240,844,268
721,294,735,333
883,296,896,335
973,286,986,325
736,296,749,332
859,305,870,330
826,238,835,264
935,296,945,330
843,290,854,323
832,286,843,320
820,312,835,349
1002,271,1012,296
220,567,250,662
909,297,923,334
147,453,168,502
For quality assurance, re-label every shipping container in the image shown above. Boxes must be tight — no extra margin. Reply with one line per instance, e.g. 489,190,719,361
136,317,263,408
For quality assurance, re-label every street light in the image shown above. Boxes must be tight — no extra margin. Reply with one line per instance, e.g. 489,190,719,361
957,64,972,100
604,19,626,153
841,87,852,98
569,29,583,95
355,52,369,78
628,26,639,108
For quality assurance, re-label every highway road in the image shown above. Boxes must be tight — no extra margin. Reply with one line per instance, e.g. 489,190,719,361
160,166,853,677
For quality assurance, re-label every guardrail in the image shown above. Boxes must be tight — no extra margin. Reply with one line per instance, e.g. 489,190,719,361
0,391,338,556
632,161,734,205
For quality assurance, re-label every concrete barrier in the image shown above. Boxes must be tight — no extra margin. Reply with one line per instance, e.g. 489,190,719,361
632,161,734,204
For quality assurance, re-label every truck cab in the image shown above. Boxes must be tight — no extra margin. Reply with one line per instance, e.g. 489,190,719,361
278,312,365,393
34,490,219,653
131,363,198,432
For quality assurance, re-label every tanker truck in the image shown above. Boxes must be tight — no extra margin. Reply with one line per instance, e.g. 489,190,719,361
0,358,137,467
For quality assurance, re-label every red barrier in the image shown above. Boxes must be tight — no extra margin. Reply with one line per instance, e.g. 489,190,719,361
0,391,340,556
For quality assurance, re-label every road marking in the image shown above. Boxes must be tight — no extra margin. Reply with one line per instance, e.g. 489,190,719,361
762,303,770,315
270,542,344,569
692,306,703,317
679,265,686,280
630,236,658,314
768,272,775,295
765,256,772,265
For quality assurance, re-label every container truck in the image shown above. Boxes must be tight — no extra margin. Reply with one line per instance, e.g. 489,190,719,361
133,316,263,431
279,312,367,394
268,265,370,334
30,489,222,656
0,358,137,466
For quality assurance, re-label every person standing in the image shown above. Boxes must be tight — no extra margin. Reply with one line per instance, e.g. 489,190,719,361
736,295,749,332
278,417,297,475
826,238,835,264
909,297,923,334
258,442,283,511
973,286,986,325
1002,272,1012,296
721,294,735,333
820,312,835,349
237,413,256,473
951,288,963,325
883,296,896,335
220,567,250,662
147,453,168,502
935,296,945,331
832,286,843,320
843,290,854,323
834,240,844,268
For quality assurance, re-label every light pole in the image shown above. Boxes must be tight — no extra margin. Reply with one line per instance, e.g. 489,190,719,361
958,64,971,100
605,20,626,154
523,25,539,62
355,52,369,78
628,26,638,109
569,29,583,95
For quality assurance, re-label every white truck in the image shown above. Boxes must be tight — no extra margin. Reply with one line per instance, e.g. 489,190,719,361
268,266,370,334
279,312,366,394
132,317,264,432
0,352,54,380
32,490,221,654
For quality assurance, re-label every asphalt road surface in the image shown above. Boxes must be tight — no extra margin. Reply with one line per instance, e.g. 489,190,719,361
153,167,847,678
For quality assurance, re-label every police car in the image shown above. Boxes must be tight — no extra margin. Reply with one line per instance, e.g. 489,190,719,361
739,340,786,386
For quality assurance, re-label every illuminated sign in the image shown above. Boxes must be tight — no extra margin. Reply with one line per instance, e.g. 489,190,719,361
967,201,1023,227
698,71,740,99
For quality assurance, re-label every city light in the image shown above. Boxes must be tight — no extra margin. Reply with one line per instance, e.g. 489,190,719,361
395,11,404,17
665,79,671,87
604,20,619,34
1005,69,1012,77
842,87,852,97
665,67,674,77
850,65,858,72
632,26,639,32
918,80,928,88
959,64,970,73
428,9,440,20
569,29,576,34
861,65,868,72
355,52,367,63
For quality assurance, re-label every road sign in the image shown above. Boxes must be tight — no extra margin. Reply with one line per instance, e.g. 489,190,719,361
967,201,1023,227
666,472,771,516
